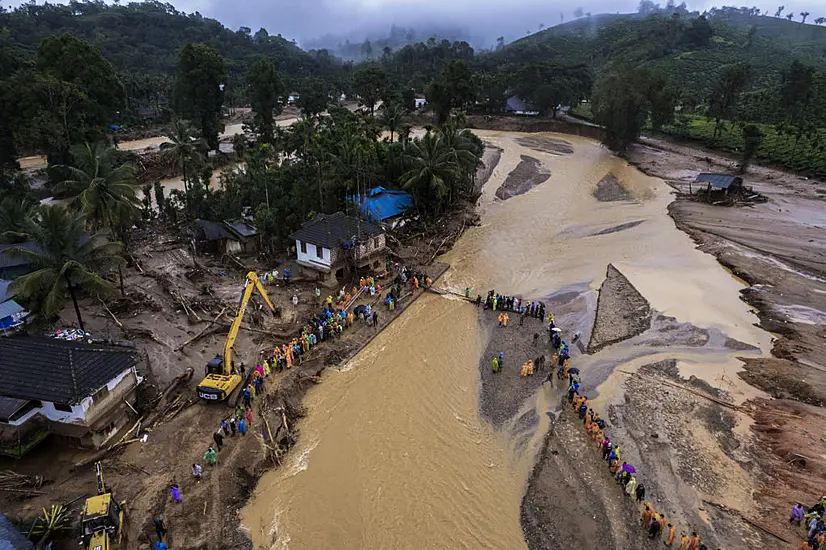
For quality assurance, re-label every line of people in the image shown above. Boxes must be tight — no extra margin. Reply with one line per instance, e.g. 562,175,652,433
566,367,708,549
481,289,547,320
791,500,826,549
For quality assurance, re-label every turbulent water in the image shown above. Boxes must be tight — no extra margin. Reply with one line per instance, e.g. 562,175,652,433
242,131,770,549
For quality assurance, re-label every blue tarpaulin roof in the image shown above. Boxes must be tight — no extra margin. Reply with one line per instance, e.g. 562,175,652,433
350,187,413,221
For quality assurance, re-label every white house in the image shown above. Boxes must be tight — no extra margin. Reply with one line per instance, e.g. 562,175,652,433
0,336,140,456
291,212,386,283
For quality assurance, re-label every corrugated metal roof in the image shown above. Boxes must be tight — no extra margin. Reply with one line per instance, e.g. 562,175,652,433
694,173,741,189
0,300,23,320
225,221,257,238
0,281,14,302
350,187,413,221
0,512,34,549
0,336,136,405
290,212,382,249
0,242,38,270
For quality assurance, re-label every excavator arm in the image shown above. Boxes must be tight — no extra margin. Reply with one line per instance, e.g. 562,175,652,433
221,272,276,376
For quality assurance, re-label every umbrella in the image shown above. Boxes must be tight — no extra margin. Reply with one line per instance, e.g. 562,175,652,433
552,328,562,333
568,367,580,375
624,465,637,474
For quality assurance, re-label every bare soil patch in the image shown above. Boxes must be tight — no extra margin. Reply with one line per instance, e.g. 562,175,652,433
521,409,653,550
495,155,551,200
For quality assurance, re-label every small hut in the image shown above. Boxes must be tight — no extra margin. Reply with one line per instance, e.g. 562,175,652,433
694,173,744,197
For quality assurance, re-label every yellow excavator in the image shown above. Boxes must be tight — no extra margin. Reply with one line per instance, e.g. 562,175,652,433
81,461,125,550
197,272,276,401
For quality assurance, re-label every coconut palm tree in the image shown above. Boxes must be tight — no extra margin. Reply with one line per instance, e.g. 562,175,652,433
439,124,481,196
52,142,141,236
32,504,70,550
0,197,37,244
400,132,459,214
379,102,406,143
9,205,123,329
160,119,205,195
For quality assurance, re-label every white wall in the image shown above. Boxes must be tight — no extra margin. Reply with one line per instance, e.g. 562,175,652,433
3,367,136,427
295,239,332,268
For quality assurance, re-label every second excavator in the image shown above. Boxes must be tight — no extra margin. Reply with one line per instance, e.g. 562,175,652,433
196,271,276,401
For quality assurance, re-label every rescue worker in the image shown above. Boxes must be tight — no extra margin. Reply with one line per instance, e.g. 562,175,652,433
642,505,653,530
687,532,700,550
679,534,690,550
665,523,676,546
502,312,509,327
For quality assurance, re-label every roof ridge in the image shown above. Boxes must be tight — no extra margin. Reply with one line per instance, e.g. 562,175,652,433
68,348,80,403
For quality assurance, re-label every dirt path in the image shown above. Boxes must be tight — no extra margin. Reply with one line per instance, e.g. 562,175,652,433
522,409,654,550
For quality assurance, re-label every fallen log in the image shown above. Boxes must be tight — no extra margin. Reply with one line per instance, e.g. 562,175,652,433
175,307,228,351
99,299,124,329
616,369,744,412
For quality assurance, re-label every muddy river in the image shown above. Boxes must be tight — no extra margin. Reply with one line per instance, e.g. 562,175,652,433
242,131,770,549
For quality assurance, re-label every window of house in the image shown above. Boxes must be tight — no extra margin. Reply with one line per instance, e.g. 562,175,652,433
317,246,324,259
94,385,110,401
300,241,307,254
6,400,41,423
53,403,73,413
373,238,379,248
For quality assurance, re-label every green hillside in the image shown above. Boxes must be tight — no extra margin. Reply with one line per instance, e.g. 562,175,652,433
0,1,341,82
502,9,826,97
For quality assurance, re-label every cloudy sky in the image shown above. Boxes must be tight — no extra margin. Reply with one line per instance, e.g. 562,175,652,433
8,0,826,45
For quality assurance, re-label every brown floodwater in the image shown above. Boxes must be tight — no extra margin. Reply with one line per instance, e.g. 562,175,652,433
242,131,770,549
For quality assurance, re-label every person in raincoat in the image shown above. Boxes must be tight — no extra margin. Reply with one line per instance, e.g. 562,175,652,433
624,475,637,497
492,357,500,373
648,514,662,539
665,523,676,546
635,483,645,503
239,417,247,435
641,504,653,530
791,503,806,525
687,532,700,550
170,484,182,503
204,446,217,465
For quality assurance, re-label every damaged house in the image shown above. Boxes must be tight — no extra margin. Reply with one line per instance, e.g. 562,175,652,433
0,336,140,456
291,212,386,283
194,219,258,256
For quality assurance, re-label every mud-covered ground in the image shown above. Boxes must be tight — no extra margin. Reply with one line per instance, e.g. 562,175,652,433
626,136,826,547
0,223,448,550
